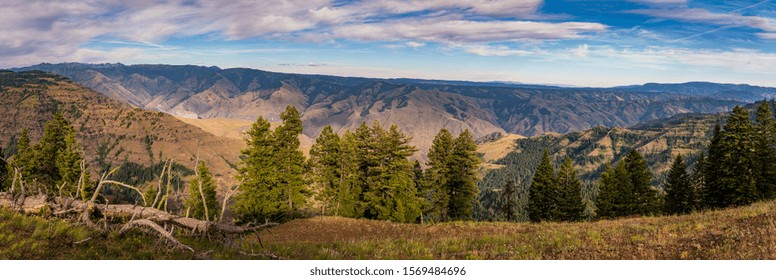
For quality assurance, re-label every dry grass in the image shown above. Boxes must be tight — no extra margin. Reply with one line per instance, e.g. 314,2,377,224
258,201,776,260
478,134,526,163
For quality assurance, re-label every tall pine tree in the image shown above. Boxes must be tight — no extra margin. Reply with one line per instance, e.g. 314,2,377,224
623,149,659,216
423,129,454,221
273,105,309,218
310,125,342,216
528,150,557,222
754,100,776,200
234,116,278,223
720,106,758,206
447,129,480,221
663,154,694,215
704,123,725,208
556,156,584,221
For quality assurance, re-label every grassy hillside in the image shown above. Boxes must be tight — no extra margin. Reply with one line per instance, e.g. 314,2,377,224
2,199,774,259
257,200,776,259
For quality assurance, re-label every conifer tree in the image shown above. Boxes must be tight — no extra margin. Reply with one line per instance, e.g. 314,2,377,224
310,125,342,216
337,130,362,218
447,129,480,220
362,122,420,223
664,155,694,214
273,105,309,218
622,149,659,215
13,129,34,181
596,162,618,219
423,129,455,221
499,175,518,221
704,123,725,208
691,152,707,209
754,100,776,200
34,113,72,190
56,127,84,197
720,106,758,206
234,116,278,223
187,160,219,221
528,150,557,222
557,156,584,221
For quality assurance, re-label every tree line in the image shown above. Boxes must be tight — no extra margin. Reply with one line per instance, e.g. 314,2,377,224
524,101,776,222
235,105,481,224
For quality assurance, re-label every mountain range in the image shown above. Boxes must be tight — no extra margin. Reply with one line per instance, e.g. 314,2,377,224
17,63,771,158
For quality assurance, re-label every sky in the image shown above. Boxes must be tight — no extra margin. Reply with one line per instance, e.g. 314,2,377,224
1,0,775,87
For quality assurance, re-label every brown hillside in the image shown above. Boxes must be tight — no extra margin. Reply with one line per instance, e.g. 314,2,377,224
0,71,243,187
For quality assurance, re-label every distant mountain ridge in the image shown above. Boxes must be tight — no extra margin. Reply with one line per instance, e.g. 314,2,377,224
15,63,766,157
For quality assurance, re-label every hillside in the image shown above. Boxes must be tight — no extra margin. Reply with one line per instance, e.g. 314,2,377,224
475,112,724,221
257,200,776,259
5,198,772,259
0,71,243,188
16,63,750,158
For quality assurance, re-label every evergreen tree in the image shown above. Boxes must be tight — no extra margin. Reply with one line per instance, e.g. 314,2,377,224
556,156,584,221
33,113,72,190
447,129,480,220
720,106,758,206
704,123,725,208
273,105,309,218
528,150,557,222
55,127,84,197
691,152,707,209
499,175,518,221
596,162,618,219
13,129,34,182
337,130,362,218
310,125,342,216
234,116,278,223
622,149,659,215
754,100,776,200
362,123,420,223
423,129,454,221
664,155,694,214
187,160,219,221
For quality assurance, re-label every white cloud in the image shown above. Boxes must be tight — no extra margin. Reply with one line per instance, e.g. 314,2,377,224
464,45,536,56
331,19,606,44
632,7,776,34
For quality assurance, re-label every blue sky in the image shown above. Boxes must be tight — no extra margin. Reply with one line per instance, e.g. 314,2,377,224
1,0,775,87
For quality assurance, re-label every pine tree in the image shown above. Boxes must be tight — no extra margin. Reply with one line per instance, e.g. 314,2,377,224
13,129,34,182
273,105,309,218
34,113,72,190
337,130,362,218
754,100,776,200
423,129,455,221
557,156,584,221
499,175,518,221
664,155,694,214
596,162,618,219
55,127,84,197
720,106,758,206
361,122,420,223
447,129,480,221
704,123,725,208
234,116,278,223
310,125,342,216
187,160,219,221
691,152,707,209
623,149,659,215
528,150,557,222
